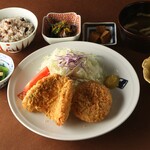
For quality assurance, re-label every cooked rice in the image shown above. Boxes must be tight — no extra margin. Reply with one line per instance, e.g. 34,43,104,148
0,17,34,42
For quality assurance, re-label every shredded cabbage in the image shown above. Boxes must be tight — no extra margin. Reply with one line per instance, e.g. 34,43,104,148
40,48,104,83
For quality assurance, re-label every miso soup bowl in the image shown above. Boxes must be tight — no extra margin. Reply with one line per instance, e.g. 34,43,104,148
118,1,150,52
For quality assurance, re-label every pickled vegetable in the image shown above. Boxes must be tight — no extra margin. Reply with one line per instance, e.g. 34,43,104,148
49,20,77,38
104,74,119,89
0,65,9,81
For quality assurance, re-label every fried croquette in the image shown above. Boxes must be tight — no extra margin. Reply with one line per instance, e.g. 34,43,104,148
72,81,112,123
22,74,74,126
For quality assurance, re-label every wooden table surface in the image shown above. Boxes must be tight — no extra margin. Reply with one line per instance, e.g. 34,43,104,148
0,0,150,150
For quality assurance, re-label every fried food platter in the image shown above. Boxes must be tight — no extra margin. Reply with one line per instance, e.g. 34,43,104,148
7,41,140,140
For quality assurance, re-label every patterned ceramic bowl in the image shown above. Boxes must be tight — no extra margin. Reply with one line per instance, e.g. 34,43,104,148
0,53,14,89
0,7,38,53
42,12,81,44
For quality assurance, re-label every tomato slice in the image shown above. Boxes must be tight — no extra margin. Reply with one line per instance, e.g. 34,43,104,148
18,66,50,100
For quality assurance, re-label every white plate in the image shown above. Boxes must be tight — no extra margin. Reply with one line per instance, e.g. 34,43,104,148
7,41,140,141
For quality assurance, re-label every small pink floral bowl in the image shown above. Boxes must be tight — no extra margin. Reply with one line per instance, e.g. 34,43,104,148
42,12,81,44
0,7,38,53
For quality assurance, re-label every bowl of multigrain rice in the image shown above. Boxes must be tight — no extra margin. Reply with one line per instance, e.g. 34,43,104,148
0,7,38,53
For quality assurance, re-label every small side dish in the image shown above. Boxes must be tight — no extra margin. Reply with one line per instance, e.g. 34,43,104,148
0,64,9,81
42,12,81,44
142,56,150,83
0,53,14,88
82,22,117,45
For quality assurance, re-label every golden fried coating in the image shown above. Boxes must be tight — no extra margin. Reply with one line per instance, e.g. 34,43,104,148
22,74,74,126
72,81,112,123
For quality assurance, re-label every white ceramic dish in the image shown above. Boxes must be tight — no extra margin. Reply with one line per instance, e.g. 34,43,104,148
7,41,140,141
42,12,81,44
0,53,14,88
82,22,117,45
0,7,38,53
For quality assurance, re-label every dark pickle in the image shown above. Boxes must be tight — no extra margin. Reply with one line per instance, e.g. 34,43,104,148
104,74,120,89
